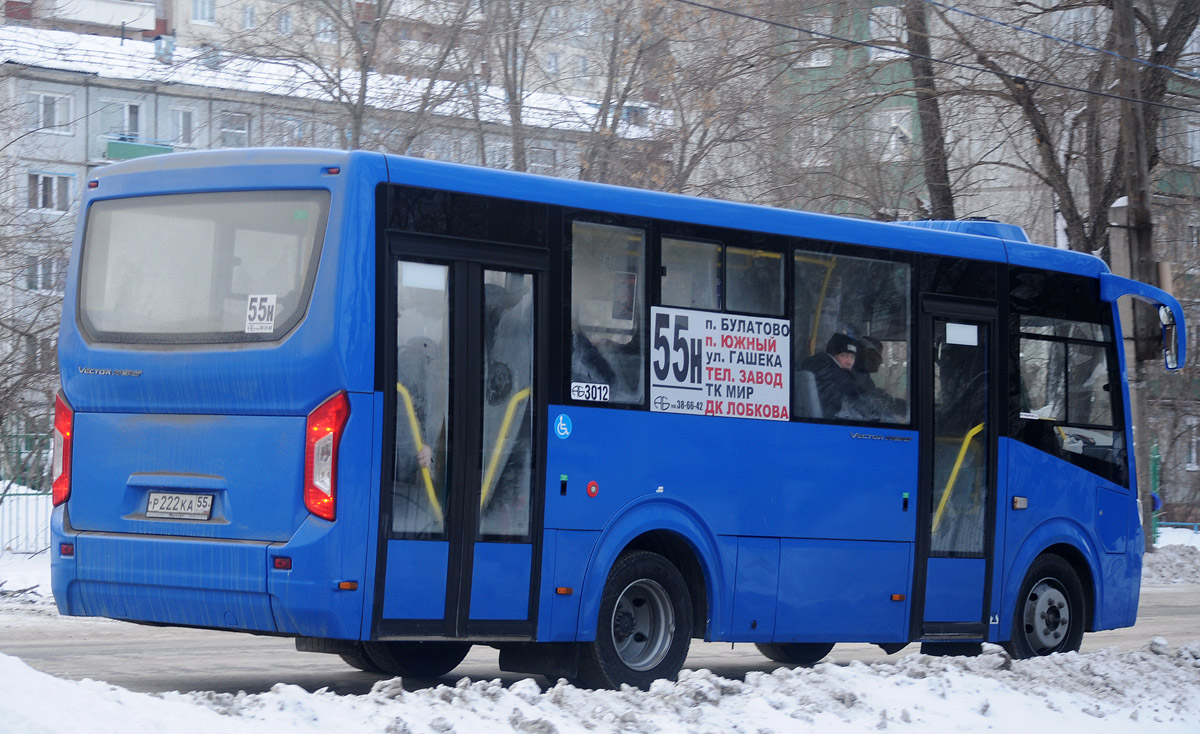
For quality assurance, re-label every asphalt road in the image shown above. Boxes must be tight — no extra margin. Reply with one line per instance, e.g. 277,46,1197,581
1,585,1197,696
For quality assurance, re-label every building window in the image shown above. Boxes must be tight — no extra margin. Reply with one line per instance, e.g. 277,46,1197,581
1185,119,1200,166
278,11,293,35
868,5,906,61
1188,417,1199,472
101,102,140,142
546,52,560,76
242,5,256,29
577,55,589,76
28,93,71,134
528,147,556,174
874,108,913,161
317,17,337,43
797,16,833,68
24,336,56,372
281,118,305,145
192,0,216,23
219,113,250,147
25,255,67,292
171,108,195,146
27,173,71,211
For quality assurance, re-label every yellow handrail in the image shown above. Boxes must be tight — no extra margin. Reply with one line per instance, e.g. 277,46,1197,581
481,387,532,507
931,422,985,533
396,381,443,521
794,253,837,355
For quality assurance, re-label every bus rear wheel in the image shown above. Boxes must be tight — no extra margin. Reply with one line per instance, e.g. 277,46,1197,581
755,642,834,666
575,551,693,690
361,641,472,679
1003,555,1086,658
338,642,385,673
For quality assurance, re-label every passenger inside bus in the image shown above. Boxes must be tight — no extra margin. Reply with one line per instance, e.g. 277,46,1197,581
799,332,861,418
853,336,909,421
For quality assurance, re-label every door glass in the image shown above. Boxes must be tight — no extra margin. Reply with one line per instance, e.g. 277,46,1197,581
480,270,535,541
392,261,450,539
930,320,988,557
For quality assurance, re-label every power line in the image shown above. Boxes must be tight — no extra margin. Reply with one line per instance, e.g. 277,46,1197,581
668,0,1200,116
918,0,1200,82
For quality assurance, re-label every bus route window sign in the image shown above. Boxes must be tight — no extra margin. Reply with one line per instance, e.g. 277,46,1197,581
650,306,791,421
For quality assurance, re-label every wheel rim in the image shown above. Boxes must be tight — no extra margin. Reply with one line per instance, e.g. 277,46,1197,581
1021,577,1071,654
610,578,675,671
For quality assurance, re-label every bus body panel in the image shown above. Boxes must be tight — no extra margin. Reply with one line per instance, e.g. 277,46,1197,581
544,407,918,541
382,540,449,619
569,493,730,641
382,155,1012,264
58,150,385,416
68,412,307,541
267,389,375,639
730,536,780,642
471,543,534,620
1001,438,1141,632
775,538,912,643
52,391,376,641
537,529,600,642
925,557,987,621
66,530,274,631
53,151,387,640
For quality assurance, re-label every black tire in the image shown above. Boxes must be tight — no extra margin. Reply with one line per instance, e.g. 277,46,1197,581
361,641,472,678
755,642,834,666
338,643,386,673
1002,554,1087,658
575,551,693,690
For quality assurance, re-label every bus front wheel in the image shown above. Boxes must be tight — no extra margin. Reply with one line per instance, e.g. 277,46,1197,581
1003,554,1086,658
755,642,834,666
575,551,693,690
361,641,472,679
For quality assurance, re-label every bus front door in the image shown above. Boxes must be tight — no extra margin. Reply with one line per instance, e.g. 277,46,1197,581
377,243,544,639
917,307,997,643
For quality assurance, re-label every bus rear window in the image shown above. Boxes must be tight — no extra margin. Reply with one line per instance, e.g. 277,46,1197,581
79,190,330,344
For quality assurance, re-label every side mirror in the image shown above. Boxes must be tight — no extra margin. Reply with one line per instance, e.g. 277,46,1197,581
1160,305,1179,370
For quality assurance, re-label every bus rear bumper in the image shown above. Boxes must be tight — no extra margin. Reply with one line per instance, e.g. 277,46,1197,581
50,508,363,639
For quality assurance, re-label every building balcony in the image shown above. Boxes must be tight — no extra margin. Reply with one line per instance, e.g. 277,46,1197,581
46,0,155,32
103,135,172,160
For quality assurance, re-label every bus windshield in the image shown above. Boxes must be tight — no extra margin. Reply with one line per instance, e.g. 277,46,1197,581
79,190,330,344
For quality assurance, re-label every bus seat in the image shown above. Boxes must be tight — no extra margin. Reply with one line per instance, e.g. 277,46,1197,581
795,370,822,418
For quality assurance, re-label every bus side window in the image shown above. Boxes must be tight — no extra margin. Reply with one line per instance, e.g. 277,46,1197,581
661,237,721,310
793,249,911,424
569,221,647,404
1014,315,1126,484
726,247,783,315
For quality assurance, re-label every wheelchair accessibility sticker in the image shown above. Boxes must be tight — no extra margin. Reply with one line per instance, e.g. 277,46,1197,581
554,413,573,439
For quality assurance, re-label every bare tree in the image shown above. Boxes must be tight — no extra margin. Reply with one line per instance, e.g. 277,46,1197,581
0,99,70,493
920,0,1200,254
219,0,484,151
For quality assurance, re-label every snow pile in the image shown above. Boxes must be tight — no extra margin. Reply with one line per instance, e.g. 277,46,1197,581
1143,545,1200,585
2,641,1199,732
1144,527,1200,585
0,551,56,617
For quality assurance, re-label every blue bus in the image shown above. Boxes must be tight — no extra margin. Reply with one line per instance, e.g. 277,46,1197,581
51,149,1185,689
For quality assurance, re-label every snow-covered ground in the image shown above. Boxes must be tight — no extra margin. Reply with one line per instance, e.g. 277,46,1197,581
1,529,1199,733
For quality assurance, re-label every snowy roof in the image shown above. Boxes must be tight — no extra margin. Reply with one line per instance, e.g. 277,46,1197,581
0,25,654,137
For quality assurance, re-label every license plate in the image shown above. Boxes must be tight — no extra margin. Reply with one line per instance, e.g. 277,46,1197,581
146,491,214,520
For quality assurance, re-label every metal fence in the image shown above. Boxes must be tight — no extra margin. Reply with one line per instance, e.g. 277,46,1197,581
1,432,52,494
0,490,51,554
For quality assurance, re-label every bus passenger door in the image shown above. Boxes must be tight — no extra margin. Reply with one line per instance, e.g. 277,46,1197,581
916,305,997,643
377,241,544,640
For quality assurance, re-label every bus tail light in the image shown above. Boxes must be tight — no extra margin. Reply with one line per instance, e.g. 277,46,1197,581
52,392,74,507
304,391,350,521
